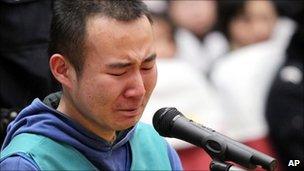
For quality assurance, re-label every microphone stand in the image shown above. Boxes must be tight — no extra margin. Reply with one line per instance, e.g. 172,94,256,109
210,160,245,171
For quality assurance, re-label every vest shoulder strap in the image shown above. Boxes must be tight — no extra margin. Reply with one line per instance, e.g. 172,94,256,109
130,122,172,170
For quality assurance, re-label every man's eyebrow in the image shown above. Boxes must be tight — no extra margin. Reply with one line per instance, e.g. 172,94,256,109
143,53,157,63
106,53,157,69
106,61,132,69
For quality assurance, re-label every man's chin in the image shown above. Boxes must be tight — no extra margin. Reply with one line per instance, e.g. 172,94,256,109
114,119,140,131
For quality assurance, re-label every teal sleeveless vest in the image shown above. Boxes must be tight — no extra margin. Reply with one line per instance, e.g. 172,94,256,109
0,123,172,170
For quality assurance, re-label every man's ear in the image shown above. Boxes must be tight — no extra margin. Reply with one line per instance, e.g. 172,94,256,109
49,54,76,89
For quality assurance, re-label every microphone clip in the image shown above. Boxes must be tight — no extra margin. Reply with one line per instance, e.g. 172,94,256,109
210,160,245,171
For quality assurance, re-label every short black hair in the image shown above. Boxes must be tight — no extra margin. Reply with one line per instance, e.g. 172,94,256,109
49,0,152,76
217,1,246,41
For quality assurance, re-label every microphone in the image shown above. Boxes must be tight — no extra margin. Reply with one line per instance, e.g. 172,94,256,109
153,107,277,171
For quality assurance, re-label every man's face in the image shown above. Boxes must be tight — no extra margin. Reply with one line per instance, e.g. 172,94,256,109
69,16,157,135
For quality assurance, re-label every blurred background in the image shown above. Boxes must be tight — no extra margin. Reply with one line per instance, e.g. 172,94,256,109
1,0,303,170
143,1,303,170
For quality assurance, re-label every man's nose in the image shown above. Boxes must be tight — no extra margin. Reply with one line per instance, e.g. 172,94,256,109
123,72,146,99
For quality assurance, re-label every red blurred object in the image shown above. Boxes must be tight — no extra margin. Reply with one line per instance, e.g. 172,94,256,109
177,146,212,170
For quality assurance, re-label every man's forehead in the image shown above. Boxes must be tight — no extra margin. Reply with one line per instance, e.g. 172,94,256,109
84,15,153,49
83,15,155,67
85,15,152,36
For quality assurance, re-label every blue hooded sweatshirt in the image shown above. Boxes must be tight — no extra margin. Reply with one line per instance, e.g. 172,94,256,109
0,94,182,170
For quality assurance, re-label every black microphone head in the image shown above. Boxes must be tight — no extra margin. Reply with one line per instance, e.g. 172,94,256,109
153,107,183,137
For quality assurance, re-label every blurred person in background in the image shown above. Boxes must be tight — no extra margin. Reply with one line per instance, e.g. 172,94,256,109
143,12,225,146
211,1,297,168
0,0,59,145
168,0,227,75
265,4,304,170
140,7,225,169
217,0,277,50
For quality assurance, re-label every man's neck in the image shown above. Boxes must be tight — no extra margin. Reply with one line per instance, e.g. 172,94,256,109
56,94,117,143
